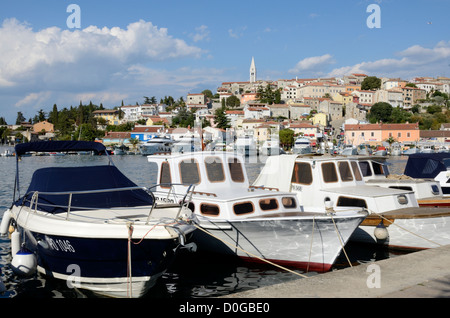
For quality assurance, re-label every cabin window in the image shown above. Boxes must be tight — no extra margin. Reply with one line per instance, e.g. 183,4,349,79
205,156,225,182
338,162,353,182
291,162,313,185
160,162,172,188
228,158,245,183
372,161,387,176
282,197,297,209
200,203,220,216
179,158,200,185
358,161,372,177
389,186,413,191
337,196,367,208
259,198,278,211
233,202,254,215
321,162,338,183
350,161,362,181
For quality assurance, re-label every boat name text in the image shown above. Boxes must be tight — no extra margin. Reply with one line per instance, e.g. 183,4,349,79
46,237,76,253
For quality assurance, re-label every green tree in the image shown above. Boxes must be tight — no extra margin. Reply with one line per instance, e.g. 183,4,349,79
279,129,294,149
48,104,59,124
226,95,241,108
361,76,381,90
214,106,230,129
257,84,282,105
15,112,26,125
201,89,213,99
369,102,393,123
144,96,157,104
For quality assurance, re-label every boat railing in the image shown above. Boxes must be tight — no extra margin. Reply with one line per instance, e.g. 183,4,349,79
24,186,161,222
147,183,196,221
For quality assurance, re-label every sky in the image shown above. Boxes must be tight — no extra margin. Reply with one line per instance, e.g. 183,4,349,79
0,0,449,123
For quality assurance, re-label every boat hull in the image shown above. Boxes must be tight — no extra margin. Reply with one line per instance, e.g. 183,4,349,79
351,208,450,250
10,205,193,298
192,212,367,273
23,230,176,297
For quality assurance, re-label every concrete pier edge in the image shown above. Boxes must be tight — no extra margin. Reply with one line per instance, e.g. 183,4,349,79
221,244,450,298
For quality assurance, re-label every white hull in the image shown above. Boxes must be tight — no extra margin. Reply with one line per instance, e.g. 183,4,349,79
353,214,450,250
194,211,366,272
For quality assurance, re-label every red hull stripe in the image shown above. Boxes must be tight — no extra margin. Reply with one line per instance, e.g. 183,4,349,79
239,256,333,273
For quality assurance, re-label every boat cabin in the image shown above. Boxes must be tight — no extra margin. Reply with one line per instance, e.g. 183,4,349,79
253,155,418,213
147,152,303,220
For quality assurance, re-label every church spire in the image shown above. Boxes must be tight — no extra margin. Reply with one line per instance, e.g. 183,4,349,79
250,57,256,83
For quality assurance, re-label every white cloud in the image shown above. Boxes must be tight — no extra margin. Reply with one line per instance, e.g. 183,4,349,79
191,25,210,42
0,18,204,90
0,18,210,121
328,41,450,78
15,91,51,108
289,54,335,74
228,26,247,39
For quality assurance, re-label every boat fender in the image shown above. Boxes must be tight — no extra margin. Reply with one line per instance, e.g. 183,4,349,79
11,230,21,257
374,221,389,241
11,247,37,277
0,210,12,236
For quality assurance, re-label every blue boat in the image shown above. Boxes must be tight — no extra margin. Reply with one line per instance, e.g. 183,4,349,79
0,141,197,298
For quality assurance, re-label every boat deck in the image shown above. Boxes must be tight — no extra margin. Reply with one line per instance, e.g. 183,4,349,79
362,206,450,226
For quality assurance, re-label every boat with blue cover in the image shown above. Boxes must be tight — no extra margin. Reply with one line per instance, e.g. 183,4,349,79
0,141,197,298
404,152,450,196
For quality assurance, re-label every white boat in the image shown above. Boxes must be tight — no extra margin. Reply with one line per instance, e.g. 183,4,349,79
373,146,387,156
402,147,420,155
390,144,402,156
113,144,129,155
235,135,257,157
1,149,14,157
260,140,285,156
419,143,434,153
139,135,175,156
0,141,197,298
146,151,367,273
357,144,372,156
172,135,202,153
339,145,357,155
253,154,450,250
357,156,450,207
292,138,312,155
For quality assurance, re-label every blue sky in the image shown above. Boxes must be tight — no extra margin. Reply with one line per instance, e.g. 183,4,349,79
0,0,449,123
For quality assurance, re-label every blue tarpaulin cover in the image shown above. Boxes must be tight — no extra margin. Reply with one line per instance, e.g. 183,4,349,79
15,141,106,156
404,153,450,179
17,165,154,213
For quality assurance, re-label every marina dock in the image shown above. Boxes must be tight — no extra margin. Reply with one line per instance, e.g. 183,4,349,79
221,244,450,298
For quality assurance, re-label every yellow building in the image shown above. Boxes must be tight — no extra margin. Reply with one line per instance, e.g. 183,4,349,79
332,92,353,106
92,110,120,125
33,120,54,133
312,113,327,127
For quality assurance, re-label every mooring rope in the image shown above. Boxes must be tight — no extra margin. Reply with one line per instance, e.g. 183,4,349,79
192,223,308,278
306,216,315,272
327,211,353,268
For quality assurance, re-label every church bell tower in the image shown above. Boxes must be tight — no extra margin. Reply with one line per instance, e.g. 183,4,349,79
250,57,256,83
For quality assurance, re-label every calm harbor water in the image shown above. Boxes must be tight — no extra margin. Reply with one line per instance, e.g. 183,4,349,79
0,148,410,298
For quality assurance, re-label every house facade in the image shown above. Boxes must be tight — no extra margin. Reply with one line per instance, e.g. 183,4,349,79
344,122,420,146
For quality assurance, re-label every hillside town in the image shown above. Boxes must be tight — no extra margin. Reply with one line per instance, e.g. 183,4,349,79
1,57,450,154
